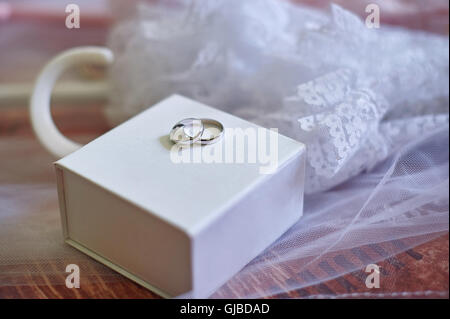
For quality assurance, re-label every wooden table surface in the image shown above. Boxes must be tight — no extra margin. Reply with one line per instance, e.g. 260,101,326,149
0,105,448,299
1,234,448,299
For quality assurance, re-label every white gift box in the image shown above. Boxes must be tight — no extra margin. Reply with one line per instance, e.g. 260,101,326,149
55,95,306,298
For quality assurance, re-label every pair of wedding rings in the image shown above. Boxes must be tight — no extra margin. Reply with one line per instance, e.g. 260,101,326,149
169,118,224,146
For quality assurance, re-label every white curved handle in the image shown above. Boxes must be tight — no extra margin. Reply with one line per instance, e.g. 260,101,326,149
29,46,114,159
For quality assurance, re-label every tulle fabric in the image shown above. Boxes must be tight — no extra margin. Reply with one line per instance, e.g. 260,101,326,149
213,126,448,297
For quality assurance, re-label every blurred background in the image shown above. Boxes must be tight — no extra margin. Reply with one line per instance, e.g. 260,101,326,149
0,0,448,100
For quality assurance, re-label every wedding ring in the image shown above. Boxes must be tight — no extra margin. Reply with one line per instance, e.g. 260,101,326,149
199,118,224,145
169,118,223,146
169,118,204,145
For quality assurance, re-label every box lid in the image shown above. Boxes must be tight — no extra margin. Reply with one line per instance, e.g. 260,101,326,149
56,95,305,235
